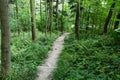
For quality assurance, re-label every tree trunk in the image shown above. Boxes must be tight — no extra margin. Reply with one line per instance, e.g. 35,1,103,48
30,0,36,41
61,0,64,33
114,12,120,29
75,0,80,39
86,8,90,31
0,0,11,76
103,1,115,33
40,0,42,32
55,0,59,30
48,0,53,35
15,0,20,35
45,1,48,35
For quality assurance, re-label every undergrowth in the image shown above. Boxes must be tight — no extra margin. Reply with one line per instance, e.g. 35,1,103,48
0,32,59,80
53,34,120,80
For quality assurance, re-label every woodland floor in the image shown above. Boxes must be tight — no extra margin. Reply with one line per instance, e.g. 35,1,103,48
36,33,69,80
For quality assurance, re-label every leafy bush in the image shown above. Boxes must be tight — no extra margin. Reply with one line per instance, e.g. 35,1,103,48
53,34,120,80
112,28,120,43
0,32,59,80
36,14,46,32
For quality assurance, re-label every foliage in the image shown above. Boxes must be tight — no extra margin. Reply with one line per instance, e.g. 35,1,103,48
113,28,120,43
36,14,46,32
9,0,31,32
53,34,120,80
1,0,120,79
0,32,58,80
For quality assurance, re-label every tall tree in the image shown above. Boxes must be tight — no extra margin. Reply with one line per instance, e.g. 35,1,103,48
0,0,11,75
75,0,80,39
40,0,42,31
86,7,90,31
15,0,20,35
55,0,59,30
45,0,49,34
114,12,120,29
103,1,116,33
61,0,64,33
30,0,36,41
49,0,53,35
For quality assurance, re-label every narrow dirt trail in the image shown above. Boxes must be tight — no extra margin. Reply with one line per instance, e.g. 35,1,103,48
36,33,69,80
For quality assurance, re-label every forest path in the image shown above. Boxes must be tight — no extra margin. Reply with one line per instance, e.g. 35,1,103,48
36,33,69,80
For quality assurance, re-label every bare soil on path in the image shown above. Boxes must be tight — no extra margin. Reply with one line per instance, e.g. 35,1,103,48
36,33,69,80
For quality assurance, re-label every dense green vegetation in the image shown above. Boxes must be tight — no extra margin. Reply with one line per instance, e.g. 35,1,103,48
0,0,120,79
53,33,120,80
0,32,59,80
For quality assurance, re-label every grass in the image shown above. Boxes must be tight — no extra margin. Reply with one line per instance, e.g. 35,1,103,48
0,31,59,80
53,33,120,80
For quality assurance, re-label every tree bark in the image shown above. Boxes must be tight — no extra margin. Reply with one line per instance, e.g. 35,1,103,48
45,1,48,34
49,0,53,35
55,0,59,30
114,12,120,29
61,0,64,33
30,0,36,41
104,1,115,33
40,0,42,32
86,10,90,31
0,0,11,76
15,0,20,35
75,0,80,39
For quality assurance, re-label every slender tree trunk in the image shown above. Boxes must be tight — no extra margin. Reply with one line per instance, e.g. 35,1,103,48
86,7,90,31
75,0,80,39
61,0,64,33
45,1,48,35
0,0,11,76
49,0,53,35
114,12,120,29
30,0,36,41
104,1,115,33
40,0,42,32
15,0,20,35
55,0,59,30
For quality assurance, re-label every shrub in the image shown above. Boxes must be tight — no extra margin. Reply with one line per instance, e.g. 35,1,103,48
112,28,120,43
